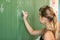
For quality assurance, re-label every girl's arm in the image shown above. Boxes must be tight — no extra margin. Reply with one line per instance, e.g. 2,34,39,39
23,18,44,35
23,11,44,35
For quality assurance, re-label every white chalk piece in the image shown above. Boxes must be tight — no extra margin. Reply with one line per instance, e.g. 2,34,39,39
22,10,25,13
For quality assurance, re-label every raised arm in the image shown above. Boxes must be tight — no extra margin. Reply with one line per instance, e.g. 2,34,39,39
22,11,44,35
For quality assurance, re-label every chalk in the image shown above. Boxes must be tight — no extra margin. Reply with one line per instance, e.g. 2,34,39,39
22,10,25,16
22,10,25,13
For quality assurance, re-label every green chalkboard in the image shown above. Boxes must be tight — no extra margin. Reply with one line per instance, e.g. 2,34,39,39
0,0,49,40
0,0,17,40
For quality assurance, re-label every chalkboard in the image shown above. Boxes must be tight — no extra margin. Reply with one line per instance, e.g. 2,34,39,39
0,0,17,40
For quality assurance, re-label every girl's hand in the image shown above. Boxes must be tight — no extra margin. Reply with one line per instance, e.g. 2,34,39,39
22,10,28,19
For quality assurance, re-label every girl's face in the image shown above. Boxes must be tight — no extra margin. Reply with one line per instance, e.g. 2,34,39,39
39,9,51,24
39,16,49,24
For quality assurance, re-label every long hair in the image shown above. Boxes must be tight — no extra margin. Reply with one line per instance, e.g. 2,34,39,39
39,6,59,39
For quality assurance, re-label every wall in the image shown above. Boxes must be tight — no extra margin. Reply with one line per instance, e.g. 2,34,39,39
58,0,60,22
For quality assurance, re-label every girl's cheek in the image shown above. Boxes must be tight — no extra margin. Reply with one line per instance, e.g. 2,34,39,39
40,19,44,24
41,20,45,23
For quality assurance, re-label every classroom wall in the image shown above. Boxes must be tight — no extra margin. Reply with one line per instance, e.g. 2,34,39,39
58,0,60,22
0,0,49,40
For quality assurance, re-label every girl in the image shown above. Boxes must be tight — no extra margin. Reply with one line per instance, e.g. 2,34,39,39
22,6,59,40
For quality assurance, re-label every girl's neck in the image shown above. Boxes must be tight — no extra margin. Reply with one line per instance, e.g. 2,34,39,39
45,21,53,28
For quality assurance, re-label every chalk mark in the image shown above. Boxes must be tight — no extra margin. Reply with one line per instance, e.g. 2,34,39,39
0,4,4,13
